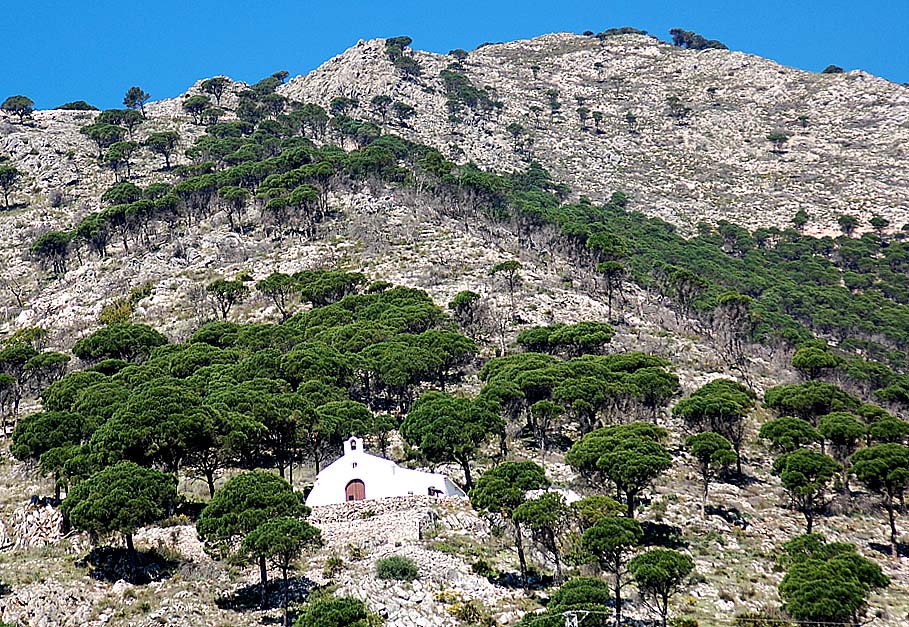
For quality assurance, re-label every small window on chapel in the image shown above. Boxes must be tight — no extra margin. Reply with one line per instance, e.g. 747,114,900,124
352,462,357,468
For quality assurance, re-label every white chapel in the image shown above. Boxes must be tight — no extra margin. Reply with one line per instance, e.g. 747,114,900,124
304,436,467,507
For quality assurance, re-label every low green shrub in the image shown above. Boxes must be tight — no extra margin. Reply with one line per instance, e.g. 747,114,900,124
375,555,419,581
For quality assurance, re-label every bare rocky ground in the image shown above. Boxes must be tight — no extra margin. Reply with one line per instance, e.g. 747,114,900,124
1,31,908,627
282,33,909,236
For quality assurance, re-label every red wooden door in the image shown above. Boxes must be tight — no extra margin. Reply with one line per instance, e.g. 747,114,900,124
345,479,365,501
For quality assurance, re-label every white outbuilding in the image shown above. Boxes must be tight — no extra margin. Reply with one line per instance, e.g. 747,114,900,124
304,436,467,507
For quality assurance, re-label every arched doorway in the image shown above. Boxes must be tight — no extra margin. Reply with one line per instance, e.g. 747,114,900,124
345,479,365,502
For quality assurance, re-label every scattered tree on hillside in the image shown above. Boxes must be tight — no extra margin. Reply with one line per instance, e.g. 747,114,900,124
11,410,84,498
566,423,672,518
758,416,822,453
777,534,889,625
448,290,483,337
401,391,503,489
1,95,34,123
98,109,143,139
0,165,23,210
145,131,180,170
792,344,839,380
80,123,126,159
582,516,643,627
197,471,309,607
669,28,727,50
218,185,250,231
370,95,392,121
628,549,695,627
764,381,859,426
685,431,736,512
673,379,754,474
61,462,176,557
200,77,230,106
513,491,571,583
490,260,522,315
31,231,72,276
55,100,98,111
183,94,212,124
767,132,790,153
850,443,909,557
242,517,322,624
817,412,866,490
838,214,859,237
206,278,250,319
597,260,626,320
256,273,300,321
105,140,139,179
123,86,151,114
772,449,840,533
470,461,549,589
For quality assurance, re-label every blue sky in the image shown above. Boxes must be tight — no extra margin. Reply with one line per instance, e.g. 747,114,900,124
2,1,906,110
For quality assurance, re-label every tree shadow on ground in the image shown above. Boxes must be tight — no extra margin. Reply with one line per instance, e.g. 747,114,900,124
516,427,575,454
77,547,179,584
215,576,316,612
641,521,688,548
868,542,909,558
704,504,749,529
489,570,553,590
0,201,30,212
174,500,206,522
722,469,761,487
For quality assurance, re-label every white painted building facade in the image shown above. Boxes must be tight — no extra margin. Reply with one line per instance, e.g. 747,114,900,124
305,436,467,507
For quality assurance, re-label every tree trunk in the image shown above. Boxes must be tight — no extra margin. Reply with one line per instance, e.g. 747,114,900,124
626,491,636,519
282,563,290,627
805,511,813,535
259,555,269,609
125,532,136,580
887,499,898,559
613,561,623,627
553,542,563,584
205,470,216,499
461,460,473,491
515,523,529,590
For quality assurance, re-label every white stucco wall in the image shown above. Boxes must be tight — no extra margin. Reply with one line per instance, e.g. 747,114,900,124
305,436,467,507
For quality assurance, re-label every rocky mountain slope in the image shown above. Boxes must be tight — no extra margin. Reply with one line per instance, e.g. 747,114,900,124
4,31,909,337
282,33,909,235
0,29,908,627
